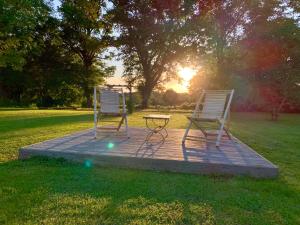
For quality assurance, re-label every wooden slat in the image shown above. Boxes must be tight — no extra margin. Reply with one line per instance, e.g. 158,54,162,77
19,127,278,178
100,89,120,113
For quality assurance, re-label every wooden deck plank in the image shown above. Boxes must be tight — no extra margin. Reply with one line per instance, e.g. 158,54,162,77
19,127,278,178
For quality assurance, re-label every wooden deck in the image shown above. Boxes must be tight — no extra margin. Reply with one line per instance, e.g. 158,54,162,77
19,127,278,178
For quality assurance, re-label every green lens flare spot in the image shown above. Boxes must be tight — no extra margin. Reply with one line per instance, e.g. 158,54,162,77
84,160,92,168
107,142,114,149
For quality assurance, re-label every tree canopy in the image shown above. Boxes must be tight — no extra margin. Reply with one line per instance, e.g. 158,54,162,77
0,0,114,107
0,0,299,113
189,0,300,115
60,0,115,107
109,0,198,108
0,0,50,70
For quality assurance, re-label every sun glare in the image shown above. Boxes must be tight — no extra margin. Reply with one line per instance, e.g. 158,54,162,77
179,67,196,81
177,67,196,92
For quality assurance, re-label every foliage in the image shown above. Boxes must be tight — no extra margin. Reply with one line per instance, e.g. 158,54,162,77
238,16,300,117
0,0,299,112
0,0,114,107
109,0,198,108
147,90,191,108
0,0,50,70
0,14,84,107
188,0,300,115
163,89,179,106
126,98,134,114
59,0,115,107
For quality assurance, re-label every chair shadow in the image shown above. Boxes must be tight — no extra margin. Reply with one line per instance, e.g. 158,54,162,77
135,136,165,158
26,129,130,155
181,136,251,165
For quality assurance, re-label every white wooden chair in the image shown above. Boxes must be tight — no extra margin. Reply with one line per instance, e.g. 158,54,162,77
182,89,234,147
93,86,129,138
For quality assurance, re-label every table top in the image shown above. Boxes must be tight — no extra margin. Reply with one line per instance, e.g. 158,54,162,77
143,114,171,120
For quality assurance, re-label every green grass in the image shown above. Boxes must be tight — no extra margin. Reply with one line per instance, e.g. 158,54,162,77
0,109,299,224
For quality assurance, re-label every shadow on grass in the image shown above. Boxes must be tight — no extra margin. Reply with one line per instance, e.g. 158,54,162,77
0,114,92,133
0,108,38,111
0,157,299,224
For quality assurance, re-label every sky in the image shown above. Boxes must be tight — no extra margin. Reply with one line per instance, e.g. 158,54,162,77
50,0,189,92
52,0,60,9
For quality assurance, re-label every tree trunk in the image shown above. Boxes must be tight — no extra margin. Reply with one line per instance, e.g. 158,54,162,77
86,95,92,108
270,98,286,121
141,93,150,109
82,62,94,108
141,85,153,109
83,87,92,108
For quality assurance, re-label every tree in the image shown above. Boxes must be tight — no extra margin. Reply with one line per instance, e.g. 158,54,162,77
0,0,52,104
22,16,85,107
163,89,179,106
239,15,300,119
59,0,114,107
189,70,208,98
188,0,251,89
109,0,198,108
188,0,300,116
0,14,84,106
0,0,50,70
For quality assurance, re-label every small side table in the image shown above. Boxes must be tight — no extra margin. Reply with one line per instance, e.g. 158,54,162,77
143,114,171,143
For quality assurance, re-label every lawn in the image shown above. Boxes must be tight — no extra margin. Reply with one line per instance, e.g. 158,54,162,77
0,109,299,224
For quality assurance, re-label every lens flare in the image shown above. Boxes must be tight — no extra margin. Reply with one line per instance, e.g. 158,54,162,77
107,142,114,149
179,67,196,81
178,67,197,91
84,160,93,168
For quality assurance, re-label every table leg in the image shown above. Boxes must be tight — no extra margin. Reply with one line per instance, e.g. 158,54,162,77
144,118,169,144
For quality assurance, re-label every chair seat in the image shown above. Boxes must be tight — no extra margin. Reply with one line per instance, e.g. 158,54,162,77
99,112,127,116
94,86,129,138
187,116,219,122
183,89,234,147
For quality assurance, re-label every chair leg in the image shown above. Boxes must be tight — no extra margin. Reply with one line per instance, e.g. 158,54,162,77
117,116,125,131
223,126,232,140
117,114,129,138
94,115,97,139
124,115,129,138
216,122,225,147
182,120,193,144
196,123,208,138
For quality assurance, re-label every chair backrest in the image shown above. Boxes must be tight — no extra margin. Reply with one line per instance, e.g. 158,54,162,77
99,88,121,114
194,90,234,119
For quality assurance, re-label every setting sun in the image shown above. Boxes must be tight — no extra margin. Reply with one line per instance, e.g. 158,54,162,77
166,67,197,92
179,67,196,81
176,67,197,92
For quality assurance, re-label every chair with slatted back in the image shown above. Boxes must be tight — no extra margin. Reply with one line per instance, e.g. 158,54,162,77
93,86,129,138
182,89,234,147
